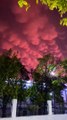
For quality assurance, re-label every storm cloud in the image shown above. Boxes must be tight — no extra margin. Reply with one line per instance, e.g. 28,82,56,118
0,0,67,70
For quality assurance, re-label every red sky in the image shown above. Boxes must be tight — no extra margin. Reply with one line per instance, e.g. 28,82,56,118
0,0,67,70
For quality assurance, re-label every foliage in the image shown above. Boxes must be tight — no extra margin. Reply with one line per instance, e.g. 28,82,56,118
18,0,30,11
26,83,47,109
33,54,56,81
33,54,67,101
0,49,29,98
60,59,67,72
60,18,67,26
17,79,28,101
0,49,21,81
18,0,67,26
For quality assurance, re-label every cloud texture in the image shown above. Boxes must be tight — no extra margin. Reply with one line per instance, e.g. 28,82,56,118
0,0,67,70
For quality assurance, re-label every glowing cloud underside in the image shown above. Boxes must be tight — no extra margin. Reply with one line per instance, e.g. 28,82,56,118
0,0,67,70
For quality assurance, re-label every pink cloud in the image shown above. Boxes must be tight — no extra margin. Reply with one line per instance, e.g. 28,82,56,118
1,42,13,50
0,0,66,70
0,22,8,32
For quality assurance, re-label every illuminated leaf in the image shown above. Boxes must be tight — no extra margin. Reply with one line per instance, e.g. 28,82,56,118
26,4,30,11
18,0,67,26
60,18,67,26
18,0,24,8
36,0,39,4
18,0,30,9
40,0,47,4
22,0,28,6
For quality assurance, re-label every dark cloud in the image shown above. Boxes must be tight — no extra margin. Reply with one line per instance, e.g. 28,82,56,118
0,0,67,70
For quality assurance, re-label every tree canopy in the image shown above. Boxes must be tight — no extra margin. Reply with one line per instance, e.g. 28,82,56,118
18,0,67,26
0,49,29,98
32,54,67,101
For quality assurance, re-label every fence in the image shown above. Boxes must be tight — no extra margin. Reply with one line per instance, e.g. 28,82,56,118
0,87,67,118
0,99,67,118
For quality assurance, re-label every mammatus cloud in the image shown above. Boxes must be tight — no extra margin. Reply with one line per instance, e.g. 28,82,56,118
0,0,67,70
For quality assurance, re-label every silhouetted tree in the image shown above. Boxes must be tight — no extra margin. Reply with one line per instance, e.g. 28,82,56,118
0,49,29,117
33,54,67,103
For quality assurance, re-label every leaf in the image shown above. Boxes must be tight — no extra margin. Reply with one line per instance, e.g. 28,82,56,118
18,0,24,8
36,0,39,4
40,0,47,5
60,18,67,26
22,0,28,6
25,4,30,11
17,0,67,26
18,0,30,10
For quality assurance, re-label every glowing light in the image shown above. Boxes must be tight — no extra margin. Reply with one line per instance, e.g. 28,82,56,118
49,69,58,77
50,71,56,76
25,80,33,88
